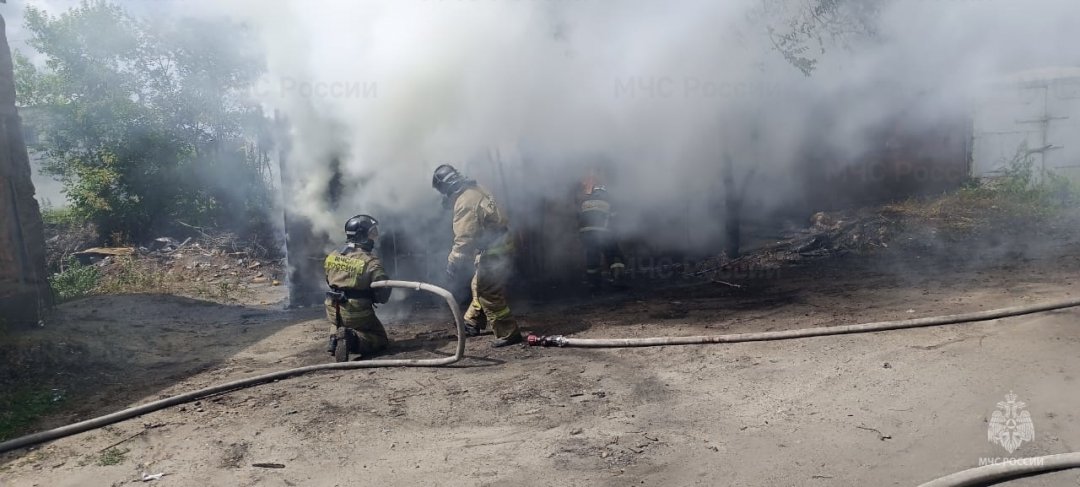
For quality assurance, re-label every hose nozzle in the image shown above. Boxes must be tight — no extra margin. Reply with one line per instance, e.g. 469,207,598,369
526,334,566,347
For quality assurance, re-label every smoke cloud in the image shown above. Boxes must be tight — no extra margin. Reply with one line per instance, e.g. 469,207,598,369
77,0,1080,259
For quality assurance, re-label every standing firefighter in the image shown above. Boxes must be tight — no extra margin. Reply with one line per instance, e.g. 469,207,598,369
324,214,392,362
579,185,626,288
432,164,523,347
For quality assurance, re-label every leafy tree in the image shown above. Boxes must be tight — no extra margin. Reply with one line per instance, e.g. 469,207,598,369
756,0,885,76
15,0,274,243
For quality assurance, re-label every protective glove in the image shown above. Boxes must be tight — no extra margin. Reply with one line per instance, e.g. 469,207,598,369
446,261,459,279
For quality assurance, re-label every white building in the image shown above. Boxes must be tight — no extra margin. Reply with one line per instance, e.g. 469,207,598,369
972,67,1080,183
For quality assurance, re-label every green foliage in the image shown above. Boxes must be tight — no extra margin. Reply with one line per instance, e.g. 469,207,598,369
994,143,1038,194
48,258,100,301
1043,171,1080,207
97,447,130,466
890,142,1080,239
753,0,885,76
0,387,64,441
16,0,274,242
958,142,1080,218
216,280,239,301
40,204,78,227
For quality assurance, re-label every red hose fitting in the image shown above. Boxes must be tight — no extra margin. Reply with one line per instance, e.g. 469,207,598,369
526,334,566,347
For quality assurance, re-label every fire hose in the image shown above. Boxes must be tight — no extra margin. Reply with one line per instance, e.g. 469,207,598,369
3,289,1080,486
0,280,466,455
916,452,1080,487
525,296,1080,487
525,297,1080,348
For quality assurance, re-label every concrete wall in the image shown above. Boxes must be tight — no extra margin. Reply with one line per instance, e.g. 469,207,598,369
973,68,1080,183
0,13,49,325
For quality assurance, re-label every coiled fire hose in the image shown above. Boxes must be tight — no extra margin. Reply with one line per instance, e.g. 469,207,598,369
3,290,1080,487
0,280,466,455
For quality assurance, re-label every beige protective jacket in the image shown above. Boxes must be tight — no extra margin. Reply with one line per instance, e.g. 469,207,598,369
449,184,512,267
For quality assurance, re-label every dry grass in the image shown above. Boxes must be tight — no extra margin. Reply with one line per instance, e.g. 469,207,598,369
95,256,172,295
886,143,1079,237
49,254,252,304
885,179,1078,238
884,193,985,235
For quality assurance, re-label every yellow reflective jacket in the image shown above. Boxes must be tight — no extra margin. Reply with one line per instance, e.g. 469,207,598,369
449,184,512,267
324,245,391,307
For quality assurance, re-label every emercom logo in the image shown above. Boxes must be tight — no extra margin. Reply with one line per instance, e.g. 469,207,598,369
987,392,1035,454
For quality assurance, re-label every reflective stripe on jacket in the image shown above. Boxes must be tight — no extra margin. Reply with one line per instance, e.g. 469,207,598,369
579,198,611,232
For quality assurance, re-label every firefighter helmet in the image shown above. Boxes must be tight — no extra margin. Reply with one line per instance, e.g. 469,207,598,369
344,214,379,243
432,164,470,196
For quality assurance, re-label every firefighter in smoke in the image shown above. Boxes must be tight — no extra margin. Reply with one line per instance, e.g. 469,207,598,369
432,164,523,347
579,185,626,288
324,214,392,361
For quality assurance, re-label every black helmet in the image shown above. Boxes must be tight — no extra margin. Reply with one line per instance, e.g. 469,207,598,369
432,164,470,196
344,214,379,244
588,185,608,199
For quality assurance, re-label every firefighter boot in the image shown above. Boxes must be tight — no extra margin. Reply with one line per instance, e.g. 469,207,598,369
491,332,523,348
333,327,354,363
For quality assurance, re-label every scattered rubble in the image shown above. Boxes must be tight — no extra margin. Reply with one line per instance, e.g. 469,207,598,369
73,247,136,265
686,208,896,282
61,232,284,303
43,218,97,272
145,237,191,254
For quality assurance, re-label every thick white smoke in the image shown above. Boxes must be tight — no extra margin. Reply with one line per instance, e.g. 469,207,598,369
173,0,1080,251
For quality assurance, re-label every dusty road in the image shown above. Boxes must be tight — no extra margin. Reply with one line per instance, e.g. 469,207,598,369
2,236,1080,486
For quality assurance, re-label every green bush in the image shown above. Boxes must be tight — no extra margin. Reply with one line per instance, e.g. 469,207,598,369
48,259,100,301
18,1,274,242
40,205,78,227
958,143,1080,218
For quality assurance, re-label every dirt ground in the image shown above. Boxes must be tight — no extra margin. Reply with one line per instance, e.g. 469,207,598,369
3,220,1080,486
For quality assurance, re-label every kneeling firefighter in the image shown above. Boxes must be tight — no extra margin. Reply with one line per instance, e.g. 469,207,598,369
325,214,392,362
432,164,523,348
